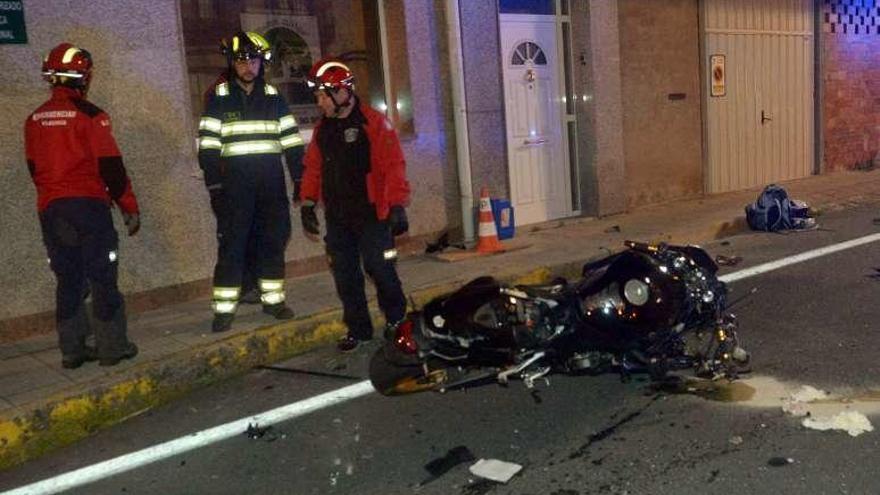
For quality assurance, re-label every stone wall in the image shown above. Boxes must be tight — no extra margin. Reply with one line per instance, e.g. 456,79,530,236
821,0,880,171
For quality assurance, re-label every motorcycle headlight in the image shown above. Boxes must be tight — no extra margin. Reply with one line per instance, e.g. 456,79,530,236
702,290,715,303
623,279,649,306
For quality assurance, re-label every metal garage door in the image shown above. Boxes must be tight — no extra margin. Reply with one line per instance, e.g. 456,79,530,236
703,0,815,193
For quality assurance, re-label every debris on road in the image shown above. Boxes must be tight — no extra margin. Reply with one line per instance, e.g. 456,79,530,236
468,458,523,483
779,384,875,436
767,457,794,467
803,411,874,437
729,435,743,445
244,422,278,442
745,184,816,232
715,255,742,267
782,385,829,417
603,225,621,234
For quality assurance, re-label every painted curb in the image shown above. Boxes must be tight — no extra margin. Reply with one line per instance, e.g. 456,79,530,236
0,262,579,472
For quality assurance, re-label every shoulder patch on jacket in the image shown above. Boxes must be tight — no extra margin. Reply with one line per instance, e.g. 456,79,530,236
72,99,103,118
216,82,230,97
264,83,278,95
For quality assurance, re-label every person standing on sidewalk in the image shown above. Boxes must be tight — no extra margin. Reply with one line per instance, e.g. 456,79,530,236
202,71,261,306
24,42,140,368
300,58,410,352
198,31,305,333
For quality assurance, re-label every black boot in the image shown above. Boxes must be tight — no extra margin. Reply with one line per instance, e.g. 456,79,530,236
212,313,235,333
62,346,98,369
99,342,138,367
58,304,98,369
95,303,138,366
262,303,295,320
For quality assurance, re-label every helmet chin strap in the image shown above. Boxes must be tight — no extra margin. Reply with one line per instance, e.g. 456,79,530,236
326,88,353,117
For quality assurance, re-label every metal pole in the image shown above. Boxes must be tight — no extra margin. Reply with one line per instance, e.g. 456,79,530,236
445,0,475,244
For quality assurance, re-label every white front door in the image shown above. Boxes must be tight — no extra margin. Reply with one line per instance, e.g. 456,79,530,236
500,15,570,225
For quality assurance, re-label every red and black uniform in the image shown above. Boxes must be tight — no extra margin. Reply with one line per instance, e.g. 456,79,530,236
301,98,410,340
24,86,139,361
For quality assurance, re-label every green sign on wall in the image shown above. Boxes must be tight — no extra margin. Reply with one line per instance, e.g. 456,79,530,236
0,1,26,44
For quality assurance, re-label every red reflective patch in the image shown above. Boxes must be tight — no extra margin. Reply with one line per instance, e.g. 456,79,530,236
394,319,418,354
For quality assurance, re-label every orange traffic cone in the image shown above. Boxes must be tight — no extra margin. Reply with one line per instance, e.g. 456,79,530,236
476,187,505,254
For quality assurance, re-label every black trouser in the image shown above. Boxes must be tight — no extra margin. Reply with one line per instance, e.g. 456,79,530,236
324,217,406,340
39,198,129,358
242,223,259,295
213,164,291,307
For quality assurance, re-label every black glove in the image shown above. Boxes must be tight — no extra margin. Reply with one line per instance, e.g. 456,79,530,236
388,205,409,236
122,212,141,237
301,203,320,235
207,185,226,217
292,180,302,204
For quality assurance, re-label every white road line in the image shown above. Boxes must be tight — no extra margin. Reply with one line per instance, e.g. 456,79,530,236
718,232,880,283
2,382,375,495
7,232,880,495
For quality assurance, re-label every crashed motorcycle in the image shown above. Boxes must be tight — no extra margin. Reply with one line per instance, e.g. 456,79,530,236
369,241,749,395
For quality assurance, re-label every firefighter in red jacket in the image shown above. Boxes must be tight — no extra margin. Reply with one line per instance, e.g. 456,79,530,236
24,43,140,368
300,58,410,352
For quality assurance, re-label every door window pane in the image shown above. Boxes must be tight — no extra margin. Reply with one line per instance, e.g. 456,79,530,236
499,0,555,15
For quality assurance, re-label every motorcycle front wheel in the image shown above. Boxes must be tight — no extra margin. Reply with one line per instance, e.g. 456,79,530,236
368,345,448,396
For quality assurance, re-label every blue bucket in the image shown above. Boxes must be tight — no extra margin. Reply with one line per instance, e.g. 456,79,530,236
490,199,515,240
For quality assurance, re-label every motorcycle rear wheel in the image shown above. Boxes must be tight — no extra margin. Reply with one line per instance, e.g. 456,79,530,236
369,346,447,396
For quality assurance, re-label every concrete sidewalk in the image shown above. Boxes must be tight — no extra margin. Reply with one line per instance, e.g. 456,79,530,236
3,169,880,470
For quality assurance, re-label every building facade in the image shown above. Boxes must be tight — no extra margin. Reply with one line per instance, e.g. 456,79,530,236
0,0,876,334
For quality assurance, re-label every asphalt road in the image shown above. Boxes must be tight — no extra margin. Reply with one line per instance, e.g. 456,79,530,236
5,205,880,495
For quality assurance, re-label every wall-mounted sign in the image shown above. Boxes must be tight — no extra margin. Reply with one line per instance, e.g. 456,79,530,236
0,1,27,44
710,54,725,97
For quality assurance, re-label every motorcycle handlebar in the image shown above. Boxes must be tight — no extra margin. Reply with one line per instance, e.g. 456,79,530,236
624,240,666,253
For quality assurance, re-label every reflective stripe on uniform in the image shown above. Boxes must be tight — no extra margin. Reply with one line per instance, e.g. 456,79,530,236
259,279,284,291
199,116,223,133
220,120,280,137
213,287,240,300
259,279,285,305
220,140,282,157
212,286,240,314
199,136,223,150
278,115,297,132
280,134,305,149
213,300,238,314
383,249,399,261
216,82,230,96
264,84,278,95
261,292,285,305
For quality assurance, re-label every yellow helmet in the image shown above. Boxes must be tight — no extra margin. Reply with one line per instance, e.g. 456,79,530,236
220,31,272,65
